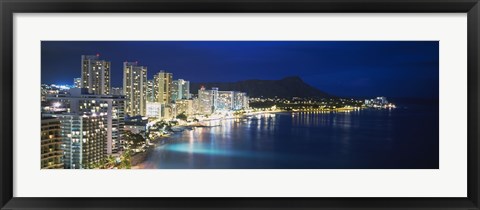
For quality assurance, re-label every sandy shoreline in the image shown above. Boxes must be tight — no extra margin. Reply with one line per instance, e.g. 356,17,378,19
130,143,159,169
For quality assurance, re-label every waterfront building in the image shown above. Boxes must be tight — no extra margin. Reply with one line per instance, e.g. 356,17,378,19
172,79,191,101
192,97,200,115
175,99,193,117
46,113,106,169
41,117,64,169
74,78,81,88
81,54,111,95
376,96,388,104
111,87,123,96
154,71,173,104
364,96,395,108
234,92,249,110
217,91,249,111
123,61,147,116
217,91,235,111
196,87,249,114
197,87,218,115
45,88,126,157
146,102,175,120
212,87,219,109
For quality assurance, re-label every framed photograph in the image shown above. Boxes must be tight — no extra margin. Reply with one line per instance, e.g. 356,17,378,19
1,0,479,209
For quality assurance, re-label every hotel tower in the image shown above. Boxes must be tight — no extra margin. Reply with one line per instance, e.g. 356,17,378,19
123,61,147,116
81,54,111,95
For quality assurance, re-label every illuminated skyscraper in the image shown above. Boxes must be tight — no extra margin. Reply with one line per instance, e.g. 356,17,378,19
216,91,249,111
45,88,126,158
123,61,147,116
196,87,248,115
172,79,191,101
234,92,249,110
171,80,178,101
217,91,235,111
48,113,106,169
81,54,111,95
154,71,173,104
146,79,157,102
41,117,64,169
198,87,218,115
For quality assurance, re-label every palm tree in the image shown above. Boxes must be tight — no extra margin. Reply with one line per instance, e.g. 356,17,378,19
102,155,116,169
117,150,131,169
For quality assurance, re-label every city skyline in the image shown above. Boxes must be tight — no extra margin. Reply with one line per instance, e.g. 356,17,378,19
41,41,439,99
41,41,439,169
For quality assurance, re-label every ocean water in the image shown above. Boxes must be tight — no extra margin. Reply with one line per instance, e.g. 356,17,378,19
141,104,439,169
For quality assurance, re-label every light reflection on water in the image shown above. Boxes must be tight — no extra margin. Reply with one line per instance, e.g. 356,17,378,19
141,108,438,169
164,142,274,159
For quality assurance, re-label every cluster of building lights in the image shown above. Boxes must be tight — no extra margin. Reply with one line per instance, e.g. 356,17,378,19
364,96,396,109
41,53,397,170
41,54,251,169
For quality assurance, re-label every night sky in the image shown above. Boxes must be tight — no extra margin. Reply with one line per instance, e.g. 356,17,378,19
41,41,439,98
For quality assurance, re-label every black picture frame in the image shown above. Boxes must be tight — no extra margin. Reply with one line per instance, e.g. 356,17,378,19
1,0,479,209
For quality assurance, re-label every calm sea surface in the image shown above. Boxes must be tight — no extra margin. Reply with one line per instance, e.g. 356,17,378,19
141,104,439,169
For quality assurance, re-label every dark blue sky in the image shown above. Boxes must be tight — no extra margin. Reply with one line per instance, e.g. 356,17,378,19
41,41,438,98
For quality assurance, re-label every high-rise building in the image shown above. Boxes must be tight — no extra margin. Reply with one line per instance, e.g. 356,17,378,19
81,54,111,95
123,61,147,117
172,79,191,101
146,79,157,102
197,87,218,115
45,88,126,159
45,113,106,169
234,92,249,110
196,87,248,115
171,80,179,101
244,95,250,110
216,91,249,111
154,71,173,104
41,117,64,169
217,91,235,111
74,78,81,88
